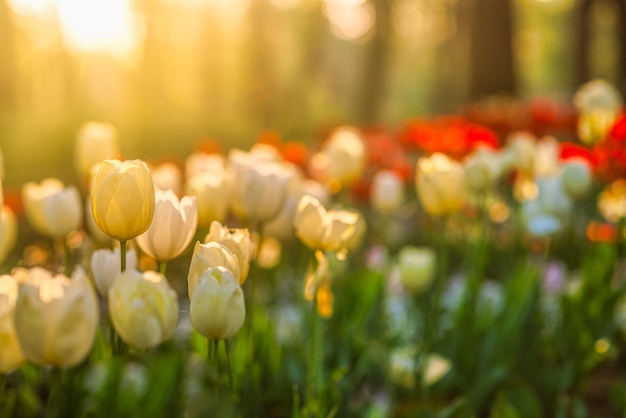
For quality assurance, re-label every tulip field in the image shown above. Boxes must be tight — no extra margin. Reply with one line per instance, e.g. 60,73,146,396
3,79,626,418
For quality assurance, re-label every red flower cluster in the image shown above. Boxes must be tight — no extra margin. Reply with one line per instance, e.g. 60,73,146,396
399,116,499,160
586,114,626,182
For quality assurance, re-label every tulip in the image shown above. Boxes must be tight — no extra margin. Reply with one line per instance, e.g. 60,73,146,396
189,266,245,341
523,177,572,237
423,354,452,386
264,176,329,241
108,270,178,349
204,221,252,284
185,152,226,179
187,241,240,298
464,149,501,193
150,162,183,196
90,159,155,242
599,179,626,223
416,153,467,217
0,205,17,265
74,122,120,178
22,178,83,239
561,158,592,199
505,132,536,175
85,198,112,245
574,79,623,144
186,170,230,228
13,267,99,367
313,126,366,191
228,149,292,223
397,246,435,294
535,136,560,177
294,195,360,253
0,274,24,373
91,248,138,297
136,190,198,266
370,170,404,214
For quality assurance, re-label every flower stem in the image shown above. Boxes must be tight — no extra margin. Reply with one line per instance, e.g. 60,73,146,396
224,340,234,392
63,237,71,274
306,290,320,415
158,260,167,276
120,240,127,272
47,367,63,415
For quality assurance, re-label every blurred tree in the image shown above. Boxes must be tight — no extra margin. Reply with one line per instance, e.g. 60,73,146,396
468,0,516,100
0,0,16,112
358,0,393,125
576,0,626,97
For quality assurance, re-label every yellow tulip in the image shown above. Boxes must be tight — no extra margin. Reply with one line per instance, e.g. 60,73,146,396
0,274,24,373
90,159,155,242
187,241,240,298
22,178,83,239
136,190,198,262
293,195,360,253
190,267,245,341
204,221,252,284
416,153,467,217
316,126,366,190
108,270,179,349
13,267,99,367
186,170,231,228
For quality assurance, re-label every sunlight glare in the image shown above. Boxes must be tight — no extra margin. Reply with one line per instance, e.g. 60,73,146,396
323,0,375,41
56,0,144,58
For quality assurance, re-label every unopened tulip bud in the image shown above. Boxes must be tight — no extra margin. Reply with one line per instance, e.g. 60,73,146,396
370,170,404,214
397,246,435,294
416,153,467,217
108,270,179,349
90,159,155,242
204,221,252,284
190,267,245,341
187,242,240,297
75,122,120,178
561,158,592,198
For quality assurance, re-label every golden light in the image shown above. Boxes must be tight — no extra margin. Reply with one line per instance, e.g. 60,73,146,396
323,0,375,41
6,0,55,18
56,0,144,57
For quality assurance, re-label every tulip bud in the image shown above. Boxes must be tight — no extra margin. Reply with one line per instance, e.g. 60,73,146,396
574,79,622,144
136,190,198,262
108,270,179,349
505,132,536,175
91,248,138,297
90,159,155,242
423,354,452,386
370,170,404,214
416,153,467,217
204,221,252,284
0,206,17,265
185,152,225,179
150,162,183,196
74,122,120,178
317,126,366,190
397,246,435,294
294,195,360,253
186,171,231,228
523,177,572,237
0,275,24,373
22,178,83,239
190,267,245,341
561,158,592,198
187,242,240,298
599,179,626,222
464,148,503,193
13,267,99,367
228,149,292,223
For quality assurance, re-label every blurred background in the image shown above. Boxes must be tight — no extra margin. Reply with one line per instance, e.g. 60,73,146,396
0,0,624,186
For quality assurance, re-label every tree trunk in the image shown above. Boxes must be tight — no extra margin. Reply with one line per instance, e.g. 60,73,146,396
358,0,392,125
468,0,516,100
